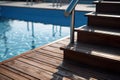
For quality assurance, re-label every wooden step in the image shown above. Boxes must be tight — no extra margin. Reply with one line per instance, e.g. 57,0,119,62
60,42,120,72
85,12,120,29
75,26,120,48
93,1,120,14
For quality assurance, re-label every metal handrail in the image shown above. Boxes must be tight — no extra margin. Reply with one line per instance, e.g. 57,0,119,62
64,0,79,43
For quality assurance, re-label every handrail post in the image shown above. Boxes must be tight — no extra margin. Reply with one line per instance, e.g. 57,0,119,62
31,0,33,5
70,8,75,43
26,0,33,5
26,0,29,5
64,0,79,43
52,0,55,7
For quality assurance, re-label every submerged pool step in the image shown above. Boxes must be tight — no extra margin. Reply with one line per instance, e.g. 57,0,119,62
94,1,120,14
60,42,120,72
85,12,120,29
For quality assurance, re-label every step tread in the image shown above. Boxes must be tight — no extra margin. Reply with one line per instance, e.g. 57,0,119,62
75,26,120,36
85,12,120,18
61,42,120,61
94,1,120,4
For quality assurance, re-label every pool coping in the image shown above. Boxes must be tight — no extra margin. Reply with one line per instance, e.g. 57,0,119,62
0,1,95,12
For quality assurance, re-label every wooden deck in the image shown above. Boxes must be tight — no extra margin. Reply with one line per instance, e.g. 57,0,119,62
0,37,120,80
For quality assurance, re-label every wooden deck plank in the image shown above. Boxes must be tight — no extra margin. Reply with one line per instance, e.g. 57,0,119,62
23,55,62,68
49,42,67,48
42,46,63,54
25,51,63,66
0,65,38,80
17,58,85,80
35,49,63,59
0,73,12,80
3,60,57,79
34,49,63,61
0,66,29,80
20,54,90,80
3,59,73,80
18,57,59,73
57,39,70,45
22,56,58,69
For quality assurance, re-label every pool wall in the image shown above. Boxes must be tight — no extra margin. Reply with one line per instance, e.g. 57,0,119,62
0,6,87,27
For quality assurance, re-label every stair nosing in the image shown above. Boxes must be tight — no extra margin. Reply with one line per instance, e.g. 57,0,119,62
93,1,120,4
85,12,120,18
75,26,120,36
61,42,120,62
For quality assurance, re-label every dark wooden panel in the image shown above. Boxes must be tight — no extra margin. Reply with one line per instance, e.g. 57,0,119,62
96,2,120,14
77,30,120,48
87,14,120,29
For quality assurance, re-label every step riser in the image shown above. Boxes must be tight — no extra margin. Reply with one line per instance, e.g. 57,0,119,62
96,3,120,14
64,49,120,72
87,16,120,29
77,30,120,48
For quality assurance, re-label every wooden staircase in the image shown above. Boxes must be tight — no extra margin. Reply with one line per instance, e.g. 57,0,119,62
61,0,120,72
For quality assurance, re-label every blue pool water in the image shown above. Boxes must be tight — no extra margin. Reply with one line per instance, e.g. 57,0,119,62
0,6,87,62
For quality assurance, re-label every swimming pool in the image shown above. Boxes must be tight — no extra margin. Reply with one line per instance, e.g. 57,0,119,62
0,6,87,62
